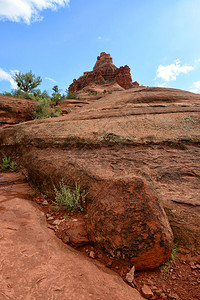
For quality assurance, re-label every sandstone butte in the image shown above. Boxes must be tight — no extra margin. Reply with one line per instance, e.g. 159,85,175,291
68,51,139,93
0,53,200,299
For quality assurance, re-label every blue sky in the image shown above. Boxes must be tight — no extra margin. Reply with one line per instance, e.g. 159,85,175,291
0,0,200,94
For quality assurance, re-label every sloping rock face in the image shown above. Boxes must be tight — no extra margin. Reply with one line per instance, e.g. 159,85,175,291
0,95,35,128
68,52,136,92
0,87,200,268
0,172,144,300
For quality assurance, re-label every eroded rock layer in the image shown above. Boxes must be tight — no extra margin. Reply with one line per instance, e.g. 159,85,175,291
0,95,35,128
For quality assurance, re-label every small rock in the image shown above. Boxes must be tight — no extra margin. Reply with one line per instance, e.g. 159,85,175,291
42,200,48,205
72,219,78,222
52,219,62,226
192,271,197,276
146,279,154,286
106,259,113,268
47,216,54,221
153,288,163,296
196,264,200,269
141,284,154,299
89,251,96,259
62,234,70,244
160,293,167,299
190,263,197,270
126,265,135,283
168,292,179,299
172,275,176,280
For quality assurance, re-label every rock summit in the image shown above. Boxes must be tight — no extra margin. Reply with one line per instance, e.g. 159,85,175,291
68,52,139,93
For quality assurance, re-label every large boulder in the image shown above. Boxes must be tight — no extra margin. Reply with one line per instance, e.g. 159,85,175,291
87,177,173,270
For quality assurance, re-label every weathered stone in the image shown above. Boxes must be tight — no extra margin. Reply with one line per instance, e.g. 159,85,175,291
0,95,36,128
68,52,135,92
87,177,173,270
56,218,89,247
141,284,154,298
115,65,133,89
126,265,136,283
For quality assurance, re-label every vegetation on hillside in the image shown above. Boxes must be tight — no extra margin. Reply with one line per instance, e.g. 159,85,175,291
0,71,71,119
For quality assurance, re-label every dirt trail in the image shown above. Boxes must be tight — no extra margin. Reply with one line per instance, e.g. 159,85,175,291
0,172,144,300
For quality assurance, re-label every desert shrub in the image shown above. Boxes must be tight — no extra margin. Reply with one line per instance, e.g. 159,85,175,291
53,180,88,212
33,89,51,102
103,90,107,94
160,243,179,272
67,92,77,99
33,101,61,119
11,89,35,100
66,108,71,114
0,154,16,171
108,91,113,94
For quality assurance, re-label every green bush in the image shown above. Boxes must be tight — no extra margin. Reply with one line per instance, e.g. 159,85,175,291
11,89,35,100
53,180,88,212
33,89,51,102
0,154,16,171
67,92,77,99
33,101,62,119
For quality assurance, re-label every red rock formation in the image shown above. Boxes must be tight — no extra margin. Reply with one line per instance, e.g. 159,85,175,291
87,177,173,270
93,70,105,84
0,95,36,128
68,52,137,92
115,65,133,89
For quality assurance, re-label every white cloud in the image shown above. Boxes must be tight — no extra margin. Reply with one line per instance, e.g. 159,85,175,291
45,77,56,83
0,0,70,24
189,81,200,94
156,59,194,82
0,68,17,89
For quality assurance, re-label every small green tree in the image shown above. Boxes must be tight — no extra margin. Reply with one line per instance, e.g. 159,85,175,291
51,85,64,105
12,70,42,93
